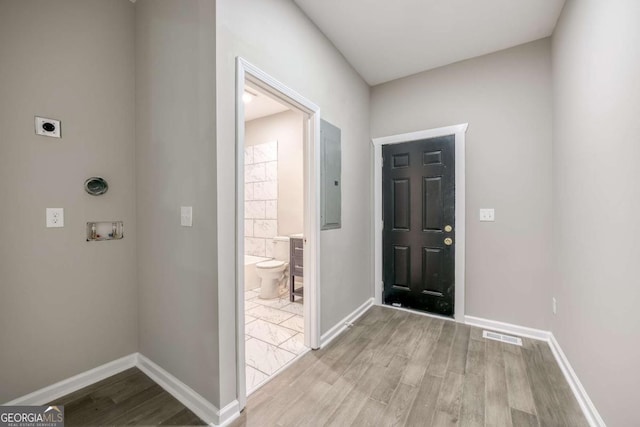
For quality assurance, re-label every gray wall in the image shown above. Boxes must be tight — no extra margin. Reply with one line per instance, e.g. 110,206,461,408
135,0,220,405
0,0,137,402
551,1,640,425
217,0,372,406
245,110,304,237
371,39,554,330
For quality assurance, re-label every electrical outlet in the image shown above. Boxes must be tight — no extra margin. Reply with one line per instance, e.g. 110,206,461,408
479,208,495,222
552,297,557,315
46,208,64,228
181,206,193,227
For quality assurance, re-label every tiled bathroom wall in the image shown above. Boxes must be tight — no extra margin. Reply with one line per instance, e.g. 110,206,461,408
245,141,278,257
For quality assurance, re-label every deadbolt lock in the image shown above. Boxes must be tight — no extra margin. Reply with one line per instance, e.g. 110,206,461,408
444,237,453,246
444,225,453,232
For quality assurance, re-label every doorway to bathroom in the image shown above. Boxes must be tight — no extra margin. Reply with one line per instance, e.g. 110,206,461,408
235,58,321,406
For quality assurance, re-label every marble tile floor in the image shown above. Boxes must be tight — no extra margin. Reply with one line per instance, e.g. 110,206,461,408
245,288,307,393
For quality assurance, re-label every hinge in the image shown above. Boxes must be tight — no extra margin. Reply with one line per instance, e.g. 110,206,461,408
382,156,384,167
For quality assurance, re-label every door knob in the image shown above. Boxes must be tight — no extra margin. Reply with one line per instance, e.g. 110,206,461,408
444,225,453,232
444,237,453,246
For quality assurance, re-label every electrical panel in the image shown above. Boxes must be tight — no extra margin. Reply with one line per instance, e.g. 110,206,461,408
320,119,341,230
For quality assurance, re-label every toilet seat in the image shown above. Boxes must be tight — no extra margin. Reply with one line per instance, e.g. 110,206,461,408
256,260,285,269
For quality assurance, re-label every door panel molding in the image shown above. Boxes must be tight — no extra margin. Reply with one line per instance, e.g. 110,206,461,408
392,245,411,288
423,176,444,231
391,179,411,230
372,123,468,322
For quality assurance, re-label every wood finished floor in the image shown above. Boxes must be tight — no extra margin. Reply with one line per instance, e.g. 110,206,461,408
232,305,588,427
48,368,205,426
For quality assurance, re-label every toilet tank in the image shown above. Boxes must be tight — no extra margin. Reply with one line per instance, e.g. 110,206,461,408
272,236,290,262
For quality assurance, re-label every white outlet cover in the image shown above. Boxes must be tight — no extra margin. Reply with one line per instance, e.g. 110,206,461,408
181,206,193,227
479,208,495,222
35,116,61,138
46,208,64,228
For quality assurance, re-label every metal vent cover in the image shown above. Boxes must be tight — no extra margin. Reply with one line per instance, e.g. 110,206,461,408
482,330,523,346
84,177,109,196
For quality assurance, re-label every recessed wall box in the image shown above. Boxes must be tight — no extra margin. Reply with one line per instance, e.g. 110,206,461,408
86,221,124,241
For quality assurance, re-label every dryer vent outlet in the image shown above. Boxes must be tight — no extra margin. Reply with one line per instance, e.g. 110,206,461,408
35,116,61,138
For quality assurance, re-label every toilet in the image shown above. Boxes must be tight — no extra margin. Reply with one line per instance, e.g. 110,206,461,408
255,236,290,299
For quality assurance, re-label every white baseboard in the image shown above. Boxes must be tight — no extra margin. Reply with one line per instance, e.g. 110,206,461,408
136,353,238,426
4,353,137,406
216,399,241,427
5,353,238,427
464,315,604,427
320,297,374,348
464,315,551,341
3,314,603,427
548,334,605,427
136,354,240,426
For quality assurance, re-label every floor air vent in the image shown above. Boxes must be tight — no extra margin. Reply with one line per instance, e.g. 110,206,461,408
482,330,523,346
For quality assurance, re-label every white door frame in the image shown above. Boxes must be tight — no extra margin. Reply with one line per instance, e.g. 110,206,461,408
372,123,468,322
235,57,321,409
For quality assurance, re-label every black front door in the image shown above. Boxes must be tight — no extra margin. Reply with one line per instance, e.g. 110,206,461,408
382,135,455,316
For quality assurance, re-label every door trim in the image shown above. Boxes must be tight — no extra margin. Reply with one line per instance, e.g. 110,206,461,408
235,57,321,410
372,123,468,322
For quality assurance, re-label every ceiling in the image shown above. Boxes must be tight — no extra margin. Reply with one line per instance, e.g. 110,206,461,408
244,87,290,122
294,0,565,85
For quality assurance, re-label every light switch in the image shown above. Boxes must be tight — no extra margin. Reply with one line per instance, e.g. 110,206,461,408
479,208,495,222
181,206,193,227
46,208,64,228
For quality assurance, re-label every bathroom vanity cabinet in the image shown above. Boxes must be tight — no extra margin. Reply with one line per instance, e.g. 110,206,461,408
290,237,304,302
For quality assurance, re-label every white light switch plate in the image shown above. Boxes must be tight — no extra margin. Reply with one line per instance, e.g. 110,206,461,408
181,206,193,227
46,208,64,228
479,208,495,222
